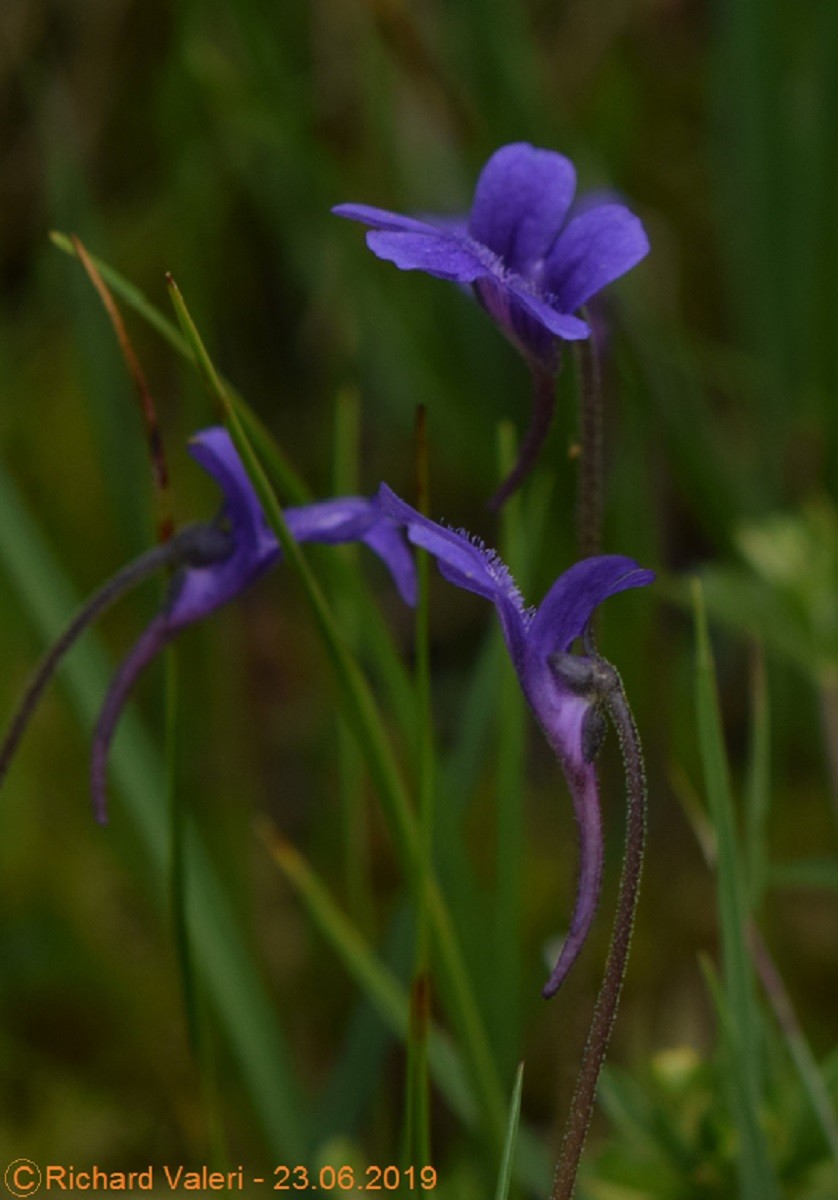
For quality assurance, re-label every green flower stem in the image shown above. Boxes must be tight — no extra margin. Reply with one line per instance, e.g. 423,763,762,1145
332,389,375,932
405,404,433,1165
165,647,226,1165
493,423,526,1065
168,279,507,1154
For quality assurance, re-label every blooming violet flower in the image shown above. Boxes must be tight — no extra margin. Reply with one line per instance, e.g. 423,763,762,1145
89,427,417,820
335,144,649,504
0,427,416,824
375,484,654,996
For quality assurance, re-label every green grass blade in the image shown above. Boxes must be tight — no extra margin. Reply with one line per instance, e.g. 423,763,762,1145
165,642,197,1051
491,423,526,1069
50,231,309,505
675,757,838,1168
314,904,414,1145
42,167,148,551
331,388,375,932
745,646,771,909
747,924,838,1164
405,409,433,1166
50,236,418,741
692,580,779,1199
494,1061,525,1200
260,823,552,1194
259,821,473,1123
167,280,508,1153
0,459,308,1159
770,859,838,890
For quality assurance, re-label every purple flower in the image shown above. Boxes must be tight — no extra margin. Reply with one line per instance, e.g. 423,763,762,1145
375,484,654,996
335,143,648,366
87,427,416,822
334,143,648,504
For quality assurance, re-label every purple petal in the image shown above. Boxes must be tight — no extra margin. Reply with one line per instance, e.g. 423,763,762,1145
287,494,418,605
468,143,576,275
542,762,603,997
332,203,445,236
375,485,528,667
509,282,591,341
285,496,379,544
188,427,276,559
361,522,418,607
472,276,588,373
528,556,655,663
178,431,418,627
501,276,588,343
375,487,517,604
171,428,279,628
365,230,489,283
284,496,416,604
544,203,650,313
90,615,175,824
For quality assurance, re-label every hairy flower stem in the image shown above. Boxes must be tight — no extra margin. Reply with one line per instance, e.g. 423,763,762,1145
0,522,232,790
574,316,603,559
550,659,646,1200
489,365,557,511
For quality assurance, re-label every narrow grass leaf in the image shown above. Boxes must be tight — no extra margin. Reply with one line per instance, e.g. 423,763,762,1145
259,822,552,1194
770,859,838,891
53,238,417,739
50,231,309,504
405,404,433,1166
745,645,771,908
747,925,838,1164
692,580,779,1199
331,388,375,932
167,280,508,1153
494,1061,525,1200
491,423,526,1068
0,460,308,1158
314,904,414,1145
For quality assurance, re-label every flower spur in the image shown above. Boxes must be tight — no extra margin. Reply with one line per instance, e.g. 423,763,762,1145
0,427,416,824
335,143,649,507
374,484,654,996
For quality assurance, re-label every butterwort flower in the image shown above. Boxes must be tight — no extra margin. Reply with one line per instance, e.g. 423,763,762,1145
375,484,654,996
0,427,416,823
335,143,649,505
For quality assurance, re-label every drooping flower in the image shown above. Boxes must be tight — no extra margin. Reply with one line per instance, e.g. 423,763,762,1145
375,484,654,996
335,143,649,504
0,427,416,823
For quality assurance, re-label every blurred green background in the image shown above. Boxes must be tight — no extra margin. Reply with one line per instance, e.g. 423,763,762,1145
1,0,838,1193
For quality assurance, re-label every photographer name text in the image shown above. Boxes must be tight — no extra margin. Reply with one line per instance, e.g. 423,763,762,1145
4,1160,438,1196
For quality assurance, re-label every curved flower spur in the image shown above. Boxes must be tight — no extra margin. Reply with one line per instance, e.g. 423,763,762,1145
335,143,649,508
0,427,416,824
375,484,654,997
